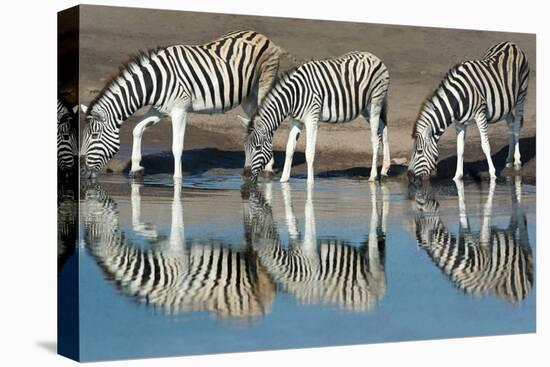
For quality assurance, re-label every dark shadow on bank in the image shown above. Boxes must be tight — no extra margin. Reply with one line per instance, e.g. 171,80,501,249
436,136,536,179
317,164,408,179
112,149,306,177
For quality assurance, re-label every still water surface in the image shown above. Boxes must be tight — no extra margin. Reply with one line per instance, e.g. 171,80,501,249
59,175,535,361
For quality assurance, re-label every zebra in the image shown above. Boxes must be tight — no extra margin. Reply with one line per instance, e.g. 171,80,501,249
80,30,293,180
413,178,533,303
408,41,530,182
57,98,78,177
244,182,388,312
241,51,390,183
82,182,275,319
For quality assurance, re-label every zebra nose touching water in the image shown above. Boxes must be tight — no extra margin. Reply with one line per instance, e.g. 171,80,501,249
407,41,530,182
242,51,391,184
79,30,293,181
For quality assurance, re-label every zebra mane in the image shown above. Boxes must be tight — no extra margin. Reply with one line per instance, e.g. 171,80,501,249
86,47,165,115
247,65,302,134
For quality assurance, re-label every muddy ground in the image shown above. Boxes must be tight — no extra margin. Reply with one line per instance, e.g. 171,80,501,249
62,5,537,180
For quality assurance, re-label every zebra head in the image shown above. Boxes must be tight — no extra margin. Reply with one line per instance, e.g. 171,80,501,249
243,120,273,182
408,125,439,182
80,105,120,179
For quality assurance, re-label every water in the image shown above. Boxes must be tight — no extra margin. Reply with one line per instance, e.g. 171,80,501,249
58,175,536,361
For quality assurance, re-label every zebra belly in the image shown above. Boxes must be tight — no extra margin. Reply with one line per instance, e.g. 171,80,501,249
319,109,361,124
189,99,241,114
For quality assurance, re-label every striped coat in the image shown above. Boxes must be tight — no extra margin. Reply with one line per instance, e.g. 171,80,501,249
242,51,390,182
408,41,530,181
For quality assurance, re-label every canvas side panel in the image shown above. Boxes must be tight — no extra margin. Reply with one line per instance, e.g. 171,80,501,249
57,5,80,362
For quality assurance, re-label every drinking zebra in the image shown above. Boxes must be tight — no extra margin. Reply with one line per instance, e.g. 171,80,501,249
244,182,388,312
82,183,275,319
241,51,390,183
80,30,293,180
408,42,530,182
413,178,533,303
57,98,78,176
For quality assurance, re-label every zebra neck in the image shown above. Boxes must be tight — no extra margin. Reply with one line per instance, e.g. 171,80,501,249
91,95,142,128
417,110,450,142
255,85,294,135
90,61,161,126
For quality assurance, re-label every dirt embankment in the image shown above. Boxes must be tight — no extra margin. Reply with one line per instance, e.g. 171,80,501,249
68,5,536,180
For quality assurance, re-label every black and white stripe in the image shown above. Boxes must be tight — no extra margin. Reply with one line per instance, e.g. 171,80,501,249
413,180,533,303
244,183,387,311
408,41,530,181
242,51,390,182
57,98,78,176
82,184,275,319
80,30,289,179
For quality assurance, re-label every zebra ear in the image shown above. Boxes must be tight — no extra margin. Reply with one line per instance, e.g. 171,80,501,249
72,105,79,114
80,104,88,114
237,115,251,129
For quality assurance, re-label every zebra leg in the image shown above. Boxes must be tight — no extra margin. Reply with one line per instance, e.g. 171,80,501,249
513,102,525,170
380,122,391,176
367,104,381,181
170,108,188,181
453,124,467,181
304,117,319,184
280,119,303,183
475,114,497,180
505,115,515,168
130,108,162,176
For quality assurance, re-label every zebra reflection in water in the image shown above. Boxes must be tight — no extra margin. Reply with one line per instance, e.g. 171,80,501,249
413,178,533,303
58,186,78,272
244,182,388,312
82,183,275,320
